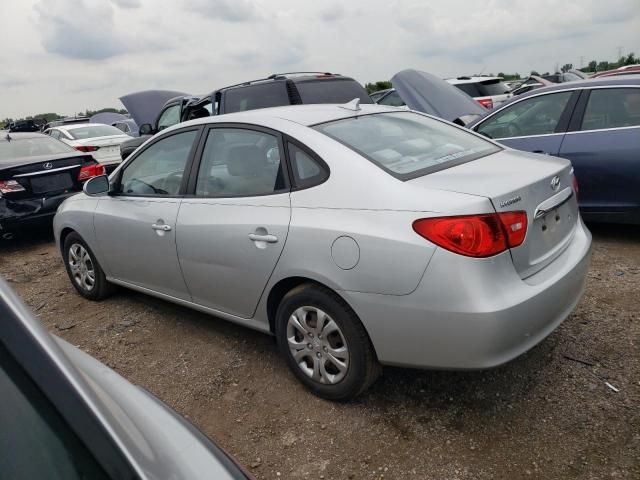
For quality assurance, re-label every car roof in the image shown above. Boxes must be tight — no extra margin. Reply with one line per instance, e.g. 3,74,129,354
509,74,640,100
174,103,400,130
55,122,115,131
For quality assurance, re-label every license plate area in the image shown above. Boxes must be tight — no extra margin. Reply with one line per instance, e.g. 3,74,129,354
31,173,74,194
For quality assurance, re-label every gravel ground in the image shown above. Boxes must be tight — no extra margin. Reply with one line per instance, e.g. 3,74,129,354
1,223,638,480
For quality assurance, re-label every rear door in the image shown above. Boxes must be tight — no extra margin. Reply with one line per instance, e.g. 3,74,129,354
94,128,199,299
558,86,640,215
176,125,290,318
473,90,579,155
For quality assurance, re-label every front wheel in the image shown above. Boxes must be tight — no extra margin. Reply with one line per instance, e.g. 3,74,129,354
275,284,380,400
63,232,114,301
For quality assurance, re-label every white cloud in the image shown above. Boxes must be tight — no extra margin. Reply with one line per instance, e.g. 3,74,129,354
0,0,638,118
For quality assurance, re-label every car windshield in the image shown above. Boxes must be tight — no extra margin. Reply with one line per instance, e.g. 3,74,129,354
314,112,500,179
0,136,75,162
66,125,124,140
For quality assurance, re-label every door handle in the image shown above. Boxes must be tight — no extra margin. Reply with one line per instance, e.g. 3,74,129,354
248,233,278,243
532,150,547,154
151,223,172,232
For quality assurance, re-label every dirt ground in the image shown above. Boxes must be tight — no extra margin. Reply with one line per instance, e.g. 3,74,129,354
1,223,638,480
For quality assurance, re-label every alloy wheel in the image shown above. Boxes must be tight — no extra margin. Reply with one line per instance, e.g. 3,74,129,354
286,306,349,384
68,243,96,292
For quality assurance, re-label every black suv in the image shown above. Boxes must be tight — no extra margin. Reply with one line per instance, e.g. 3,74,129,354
120,72,372,159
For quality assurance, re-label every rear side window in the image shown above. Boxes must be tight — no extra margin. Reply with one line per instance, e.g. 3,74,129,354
295,79,372,104
287,142,328,188
581,88,640,131
224,83,290,113
314,112,500,180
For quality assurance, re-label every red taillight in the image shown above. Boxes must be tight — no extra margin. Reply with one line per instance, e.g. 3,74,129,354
477,98,493,109
0,180,26,195
413,211,527,258
572,175,579,201
77,164,106,181
75,146,100,152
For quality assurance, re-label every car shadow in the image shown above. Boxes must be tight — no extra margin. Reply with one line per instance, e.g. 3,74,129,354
586,222,640,243
0,225,54,253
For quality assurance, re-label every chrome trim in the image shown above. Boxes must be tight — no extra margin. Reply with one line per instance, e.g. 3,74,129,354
564,125,640,135
534,187,573,219
13,164,79,178
493,132,565,141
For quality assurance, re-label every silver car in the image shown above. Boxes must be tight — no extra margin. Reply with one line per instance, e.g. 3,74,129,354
54,102,592,400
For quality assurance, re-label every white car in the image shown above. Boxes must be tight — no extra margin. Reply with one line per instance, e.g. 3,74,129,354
44,124,131,169
446,76,513,109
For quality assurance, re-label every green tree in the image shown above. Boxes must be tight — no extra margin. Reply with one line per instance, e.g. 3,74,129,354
530,70,540,76
597,61,610,71
561,63,573,73
587,60,597,72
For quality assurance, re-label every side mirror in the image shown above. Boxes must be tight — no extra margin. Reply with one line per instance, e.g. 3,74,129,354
83,175,110,196
139,123,153,135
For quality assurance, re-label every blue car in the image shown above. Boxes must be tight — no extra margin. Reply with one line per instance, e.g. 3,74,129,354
467,76,640,224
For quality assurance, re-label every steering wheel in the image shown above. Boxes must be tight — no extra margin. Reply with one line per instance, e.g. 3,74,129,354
161,171,183,195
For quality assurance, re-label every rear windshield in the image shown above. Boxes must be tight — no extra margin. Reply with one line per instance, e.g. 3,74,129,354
314,112,500,180
0,136,75,161
67,125,124,140
455,80,510,97
295,78,372,104
223,82,291,113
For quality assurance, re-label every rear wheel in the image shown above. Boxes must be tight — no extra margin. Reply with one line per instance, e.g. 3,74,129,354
63,232,114,301
275,283,380,400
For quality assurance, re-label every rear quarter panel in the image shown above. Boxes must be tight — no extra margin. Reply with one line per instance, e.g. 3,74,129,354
54,195,103,268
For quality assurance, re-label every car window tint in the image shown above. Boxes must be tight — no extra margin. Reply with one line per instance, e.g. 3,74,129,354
0,137,75,162
223,83,290,113
476,91,573,139
295,79,372,104
0,345,109,480
315,112,500,179
479,80,511,96
157,104,181,131
288,142,327,188
195,128,286,197
581,88,640,131
378,91,406,107
120,130,196,196
454,83,482,97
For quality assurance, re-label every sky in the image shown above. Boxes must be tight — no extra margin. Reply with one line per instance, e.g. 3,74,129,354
0,0,638,119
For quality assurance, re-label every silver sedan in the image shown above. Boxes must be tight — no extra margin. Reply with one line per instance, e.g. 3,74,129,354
54,102,592,400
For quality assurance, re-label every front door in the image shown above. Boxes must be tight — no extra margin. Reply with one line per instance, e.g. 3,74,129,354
94,128,199,299
177,126,291,318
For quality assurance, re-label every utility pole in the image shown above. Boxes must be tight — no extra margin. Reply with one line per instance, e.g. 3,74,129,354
579,56,585,68
617,46,624,60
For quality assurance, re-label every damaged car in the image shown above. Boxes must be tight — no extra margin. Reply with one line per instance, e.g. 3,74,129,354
0,132,105,237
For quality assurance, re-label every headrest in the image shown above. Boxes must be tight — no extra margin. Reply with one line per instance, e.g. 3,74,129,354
227,145,264,177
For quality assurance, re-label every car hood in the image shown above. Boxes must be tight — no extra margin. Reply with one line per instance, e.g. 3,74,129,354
391,69,486,124
119,90,188,127
55,337,248,479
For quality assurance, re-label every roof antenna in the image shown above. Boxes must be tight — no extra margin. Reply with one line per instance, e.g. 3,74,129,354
338,98,361,112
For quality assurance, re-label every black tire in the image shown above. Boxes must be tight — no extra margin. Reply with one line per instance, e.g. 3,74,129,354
275,283,380,400
62,232,115,301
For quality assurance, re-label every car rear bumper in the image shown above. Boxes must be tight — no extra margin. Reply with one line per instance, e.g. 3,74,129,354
0,192,79,231
342,218,592,369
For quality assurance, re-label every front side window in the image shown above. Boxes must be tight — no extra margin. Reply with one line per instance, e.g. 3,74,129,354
314,112,500,179
581,88,640,131
157,104,181,131
195,128,286,197
475,91,573,139
119,130,197,196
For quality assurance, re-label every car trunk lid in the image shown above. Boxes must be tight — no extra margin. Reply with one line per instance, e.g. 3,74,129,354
408,149,579,278
0,153,92,199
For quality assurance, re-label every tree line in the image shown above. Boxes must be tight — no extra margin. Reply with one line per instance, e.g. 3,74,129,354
1,107,128,129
